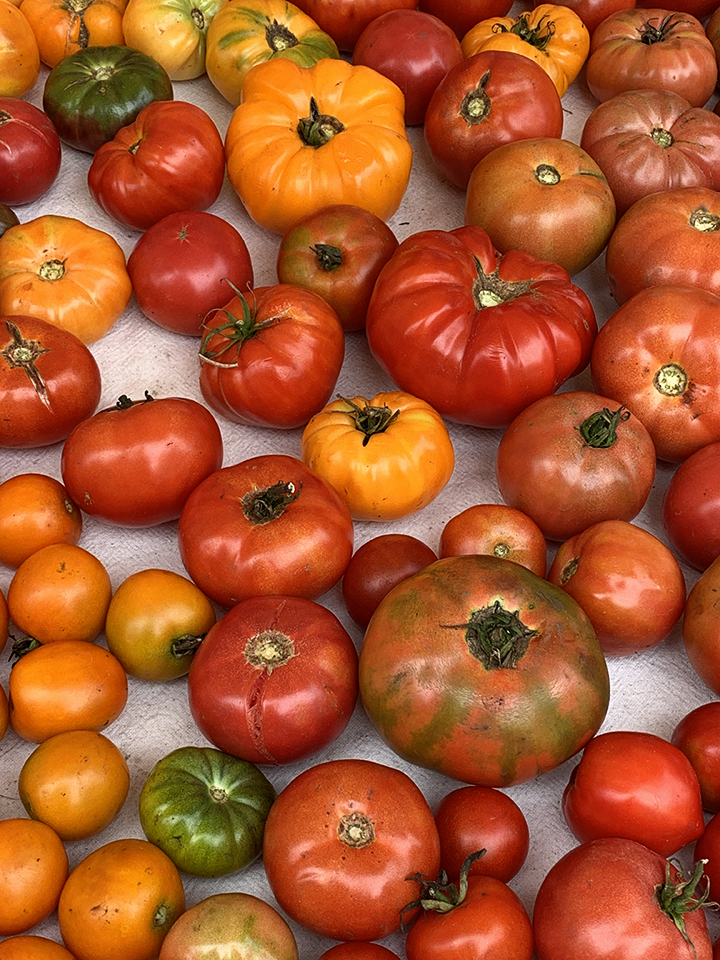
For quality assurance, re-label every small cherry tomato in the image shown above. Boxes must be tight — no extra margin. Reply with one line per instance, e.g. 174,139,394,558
0,818,68,936
439,503,547,577
0,98,61,205
0,472,82,568
672,702,720,812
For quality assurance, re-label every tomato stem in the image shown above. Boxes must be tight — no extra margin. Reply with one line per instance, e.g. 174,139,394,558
655,858,716,957
297,98,345,148
266,18,299,51
1,320,51,409
400,850,486,929
311,243,343,270
460,71,492,126
170,634,206,659
337,812,375,848
576,405,630,448
200,287,287,366
241,479,301,525
689,208,720,233
638,13,686,43
494,13,556,51
339,395,400,447
444,600,539,670
472,259,533,309
9,635,42,662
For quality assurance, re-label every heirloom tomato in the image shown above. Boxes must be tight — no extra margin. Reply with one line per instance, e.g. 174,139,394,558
365,225,597,429
88,100,225,231
178,454,354,608
0,473,82,568
439,503,547,577
0,818,68,936
276,203,398,332
61,394,224,526
122,0,227,80
418,0,514,38
639,0,715,19
224,57,412,235
127,211,254,336
358,554,610,787
590,284,720,462
290,0,418,51
423,49,564,191
533,837,713,960
0,0,40,97
0,315,102,448
585,8,717,107
320,947,399,960
0,98,61,205
198,283,345,429
540,0,636,34
683,555,720,696
663,441,720,571
0,215,132,343
20,0,126,68
139,746,276,877
696,815,720,915
205,0,340,105
0,938,76,960
300,391,455,521
262,758,441,941
187,595,358,764
672,702,720,812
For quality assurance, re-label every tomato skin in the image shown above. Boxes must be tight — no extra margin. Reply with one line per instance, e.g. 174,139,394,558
359,554,610,787
682,554,720,696
539,0,636,34
319,946,399,960
20,0,125,68
417,0,513,38
663,441,720,571
0,818,69,936
0,587,7,657
695,813,720,905
290,0,418,52
562,730,705,857
0,473,82,568
0,935,77,959
263,758,441,941
61,395,224,527
439,503,547,577
0,0,40,98
187,595,358,764
0,98,61,205
672,702,720,812
127,211,254,337
0,683,8,742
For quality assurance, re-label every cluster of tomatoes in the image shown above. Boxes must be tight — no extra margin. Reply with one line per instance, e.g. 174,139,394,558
4,0,720,957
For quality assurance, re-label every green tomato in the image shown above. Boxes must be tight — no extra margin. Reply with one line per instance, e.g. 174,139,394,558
138,745,276,877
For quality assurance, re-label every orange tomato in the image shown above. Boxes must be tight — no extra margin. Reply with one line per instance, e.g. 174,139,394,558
20,0,127,68
0,682,8,740
7,542,112,644
18,729,130,841
58,838,186,960
0,0,40,96
0,936,77,960
0,817,69,936
9,639,128,742
0,472,83,569
0,585,8,655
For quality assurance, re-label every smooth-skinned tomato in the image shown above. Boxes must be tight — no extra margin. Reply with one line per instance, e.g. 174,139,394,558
663,441,720,571
695,812,720,906
319,946,400,960
0,473,82,568
0,818,69,936
672,702,720,812
121,0,227,80
0,587,7,657
683,554,720,697
418,0,514,38
0,98,61,205
439,503,548,577
290,0,418,52
0,0,40,97
538,0,636,34
0,936,77,959
0,683,8,741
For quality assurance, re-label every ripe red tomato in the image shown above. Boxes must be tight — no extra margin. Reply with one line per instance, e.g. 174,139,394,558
542,0,636,34
127,211,254,337
320,946,399,960
61,394,223,526
418,0,513,38
262,758,441,941
682,554,720,696
562,730,705,857
187,595,358,764
663,441,720,570
695,813,720,907
672,702,720,812
439,503,547,577
290,0,418,51
0,98,61,205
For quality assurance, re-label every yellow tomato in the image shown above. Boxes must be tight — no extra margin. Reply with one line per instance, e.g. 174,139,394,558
19,0,127,68
122,0,228,80
0,0,40,95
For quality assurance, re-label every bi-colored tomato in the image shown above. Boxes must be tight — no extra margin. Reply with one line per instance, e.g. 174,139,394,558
122,0,227,80
20,0,126,68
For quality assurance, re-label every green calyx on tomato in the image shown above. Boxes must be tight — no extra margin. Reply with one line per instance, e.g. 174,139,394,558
497,13,555,51
460,71,492,126
199,292,280,364
241,479,301,524
576,404,630,448
444,599,540,670
2,320,50,408
638,14,685,45
266,18,300,52
311,243,343,270
297,97,345,147
341,395,400,447
656,858,714,951
472,259,532,309
401,850,486,928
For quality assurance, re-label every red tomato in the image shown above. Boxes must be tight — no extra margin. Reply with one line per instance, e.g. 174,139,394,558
433,784,530,883
187,595,358,764
562,730,705,857
365,225,597,429
0,314,101,448
127,211,254,337
178,454,354,608
683,554,720,697
0,98,61,205
320,946,399,960
439,503,547,577
353,10,463,126
663,441,720,571
540,0,636,34
695,813,720,907
290,0,418,51
60,394,224,526
533,836,713,960
423,50,564,191
638,0,717,30
417,0,514,38
672,702,720,812
198,284,345,429
495,391,656,542
87,100,225,230
262,758,441,941
341,533,437,630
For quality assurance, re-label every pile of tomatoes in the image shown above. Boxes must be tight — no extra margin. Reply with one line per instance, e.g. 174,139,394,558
4,0,720,957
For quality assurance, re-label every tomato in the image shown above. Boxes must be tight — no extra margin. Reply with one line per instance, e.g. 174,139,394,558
88,100,225,231
224,57,412,235
320,946,399,960
127,211,254,337
0,0,40,97
639,0,715,20
0,315,102,447
205,0,340,106
580,90,720,219
262,758,441,941
158,893,298,960
547,520,686,657
663,441,720,571
439,503,547,577
341,533,438,631
0,818,68,936
538,0,636,34
683,554,720,697
42,44,173,153
0,200,19,236
0,936,77,960
0,683,8,741
275,203,399,333
187,595,358,764
433,785,530,883
0,473,82,568
0,587,8,656
353,10,463,126
359,554,610,787
290,0,418,52
20,0,126,68
562,730,705,857
8,639,128,742
300,391,455,521
18,729,130,841
8,542,112,645
672,702,720,812
122,0,227,80
585,8,717,108
57,838,186,960
178,454,354,608
423,49,564,192
198,284,345,430
590,284,720,463
465,137,616,277
695,813,720,906
60,394,224,527
0,98,61,206
495,391,656,541
0,215,132,344
104,568,216,681
533,836,713,960
138,745,276,877
365,225,597,429
417,0,514,39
